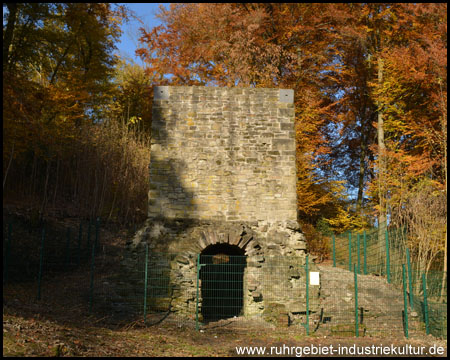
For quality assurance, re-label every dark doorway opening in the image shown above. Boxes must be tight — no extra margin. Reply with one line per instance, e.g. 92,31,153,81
199,243,247,322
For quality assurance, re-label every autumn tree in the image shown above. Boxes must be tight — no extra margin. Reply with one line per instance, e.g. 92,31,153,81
5,2,445,266
3,3,155,225
3,2,125,166
137,3,352,227
324,3,447,278
136,4,447,274
108,59,154,134
369,4,447,285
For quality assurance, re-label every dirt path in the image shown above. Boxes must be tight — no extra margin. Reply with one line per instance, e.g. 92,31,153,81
4,273,447,357
3,310,447,357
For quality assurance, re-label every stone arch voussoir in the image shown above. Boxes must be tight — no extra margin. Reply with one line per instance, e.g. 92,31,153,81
193,225,255,255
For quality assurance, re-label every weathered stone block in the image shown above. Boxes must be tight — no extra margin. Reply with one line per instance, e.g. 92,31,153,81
263,303,289,327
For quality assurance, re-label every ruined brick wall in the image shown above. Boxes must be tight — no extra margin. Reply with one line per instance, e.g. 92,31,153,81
149,86,297,222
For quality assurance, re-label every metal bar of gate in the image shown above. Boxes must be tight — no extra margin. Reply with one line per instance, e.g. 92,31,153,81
196,254,201,331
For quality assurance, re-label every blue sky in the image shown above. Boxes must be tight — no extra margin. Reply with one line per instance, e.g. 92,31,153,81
115,3,165,65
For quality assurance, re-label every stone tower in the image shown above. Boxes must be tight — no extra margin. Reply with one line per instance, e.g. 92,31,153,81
125,86,312,323
149,85,297,222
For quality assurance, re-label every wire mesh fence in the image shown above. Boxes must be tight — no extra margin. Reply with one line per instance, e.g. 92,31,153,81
330,227,447,339
3,217,100,286
311,265,409,337
3,220,447,339
199,254,246,322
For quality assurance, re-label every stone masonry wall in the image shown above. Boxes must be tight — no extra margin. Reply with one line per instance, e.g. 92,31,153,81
149,86,297,222
120,218,315,326
111,86,318,327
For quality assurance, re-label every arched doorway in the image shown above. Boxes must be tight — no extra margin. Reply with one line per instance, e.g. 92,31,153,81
199,243,247,322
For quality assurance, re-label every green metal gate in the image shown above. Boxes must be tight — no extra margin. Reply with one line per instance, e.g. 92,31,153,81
196,254,247,323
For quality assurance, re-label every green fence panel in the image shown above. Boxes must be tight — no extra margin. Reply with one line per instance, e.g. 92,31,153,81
143,243,149,325
357,233,361,274
354,264,359,337
423,273,430,335
196,254,202,331
385,230,390,284
2,219,446,339
406,248,413,309
306,254,310,335
348,232,352,272
363,230,367,275
332,234,336,268
402,264,409,338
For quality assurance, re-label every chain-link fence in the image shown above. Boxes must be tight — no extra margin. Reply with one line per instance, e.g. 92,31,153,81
330,228,447,339
3,220,447,339
3,217,100,287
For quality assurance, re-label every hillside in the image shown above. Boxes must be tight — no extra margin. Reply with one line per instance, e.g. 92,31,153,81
3,212,446,356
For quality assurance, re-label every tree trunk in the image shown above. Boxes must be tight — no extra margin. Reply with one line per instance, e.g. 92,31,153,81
356,129,367,213
53,156,60,205
3,142,15,191
3,3,19,71
40,159,51,216
377,56,387,246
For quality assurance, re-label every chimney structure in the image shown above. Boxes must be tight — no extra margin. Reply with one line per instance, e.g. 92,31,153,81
122,86,313,324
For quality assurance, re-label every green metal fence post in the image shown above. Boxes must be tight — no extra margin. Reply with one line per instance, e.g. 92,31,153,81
357,233,361,274
402,264,409,338
89,241,96,313
354,264,359,337
422,273,430,335
196,254,201,332
306,254,310,336
195,254,205,331
406,248,413,309
37,227,45,300
143,243,149,326
363,230,367,275
4,222,12,284
332,234,336,267
348,231,352,272
385,230,391,283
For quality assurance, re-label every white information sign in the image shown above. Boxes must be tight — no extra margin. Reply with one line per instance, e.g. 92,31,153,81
310,272,320,286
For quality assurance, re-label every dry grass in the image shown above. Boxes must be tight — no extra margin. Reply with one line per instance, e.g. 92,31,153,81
4,118,151,227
